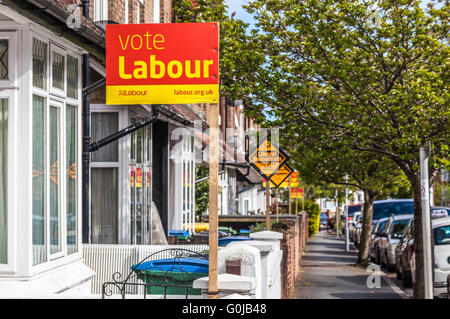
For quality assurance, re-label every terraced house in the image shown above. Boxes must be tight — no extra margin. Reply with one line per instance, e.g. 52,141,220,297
0,0,267,297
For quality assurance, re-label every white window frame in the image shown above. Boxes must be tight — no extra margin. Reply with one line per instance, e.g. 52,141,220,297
124,0,129,24
0,31,17,89
47,100,64,260
93,0,109,22
136,0,141,24
30,32,83,274
0,89,17,274
49,44,67,98
175,133,195,234
153,0,160,23
90,105,129,244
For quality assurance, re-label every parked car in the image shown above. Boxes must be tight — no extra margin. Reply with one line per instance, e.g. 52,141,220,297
395,218,415,287
319,212,329,229
431,216,450,298
410,213,450,297
378,214,413,272
354,215,365,247
369,217,389,264
371,199,414,227
349,212,362,242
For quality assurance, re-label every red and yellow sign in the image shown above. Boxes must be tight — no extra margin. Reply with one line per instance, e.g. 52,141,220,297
263,170,298,188
136,168,143,188
291,187,303,199
106,23,219,105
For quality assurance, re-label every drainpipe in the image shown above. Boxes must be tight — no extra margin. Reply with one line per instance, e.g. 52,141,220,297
82,53,91,244
81,0,91,244
82,0,90,19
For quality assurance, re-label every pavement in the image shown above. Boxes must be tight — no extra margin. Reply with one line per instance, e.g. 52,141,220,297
293,229,411,299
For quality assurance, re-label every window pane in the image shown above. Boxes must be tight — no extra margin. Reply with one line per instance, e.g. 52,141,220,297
136,168,143,245
0,99,8,264
52,52,64,91
92,113,118,162
434,225,450,246
91,168,118,244
32,38,47,89
32,95,46,265
67,55,78,99
66,105,77,254
0,40,8,80
130,168,135,243
49,106,61,254
136,128,142,164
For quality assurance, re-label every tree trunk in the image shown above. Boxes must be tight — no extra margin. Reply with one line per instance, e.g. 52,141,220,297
357,190,376,266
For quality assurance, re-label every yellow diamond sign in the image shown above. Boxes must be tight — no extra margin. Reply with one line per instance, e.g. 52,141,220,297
263,166,298,188
248,138,288,179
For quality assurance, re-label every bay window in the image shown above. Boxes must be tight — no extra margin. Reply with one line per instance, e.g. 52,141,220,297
0,98,7,264
31,36,81,265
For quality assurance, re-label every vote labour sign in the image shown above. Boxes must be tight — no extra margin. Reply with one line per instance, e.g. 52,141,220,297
106,23,219,105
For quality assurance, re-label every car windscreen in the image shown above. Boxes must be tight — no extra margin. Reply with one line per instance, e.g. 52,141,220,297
347,205,361,217
377,221,388,234
434,225,450,246
390,219,410,237
373,201,414,220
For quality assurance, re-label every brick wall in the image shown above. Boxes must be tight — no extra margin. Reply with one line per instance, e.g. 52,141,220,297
160,0,173,23
272,214,309,299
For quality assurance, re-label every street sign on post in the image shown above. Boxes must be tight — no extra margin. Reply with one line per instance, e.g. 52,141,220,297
106,23,220,105
262,164,294,188
248,138,288,179
290,187,303,198
420,146,433,299
248,137,288,230
345,174,349,251
105,22,220,299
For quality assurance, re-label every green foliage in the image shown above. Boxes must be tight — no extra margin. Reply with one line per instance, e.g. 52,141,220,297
302,199,321,236
195,166,209,220
249,220,277,233
172,0,260,100
243,0,449,179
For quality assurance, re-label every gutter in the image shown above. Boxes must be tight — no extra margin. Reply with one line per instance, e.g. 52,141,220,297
1,0,105,59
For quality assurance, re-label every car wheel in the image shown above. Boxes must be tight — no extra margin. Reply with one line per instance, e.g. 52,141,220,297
402,269,412,288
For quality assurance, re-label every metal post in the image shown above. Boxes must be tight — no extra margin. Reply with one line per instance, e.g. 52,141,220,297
420,146,433,299
345,174,349,251
336,189,339,238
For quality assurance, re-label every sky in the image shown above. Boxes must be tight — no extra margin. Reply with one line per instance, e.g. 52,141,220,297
224,0,255,27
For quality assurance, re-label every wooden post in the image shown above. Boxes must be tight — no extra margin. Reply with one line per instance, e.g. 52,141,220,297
266,180,271,230
208,103,219,299
288,176,292,215
302,186,305,211
276,188,279,222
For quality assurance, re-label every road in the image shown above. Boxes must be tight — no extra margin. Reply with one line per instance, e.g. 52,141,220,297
293,230,411,299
